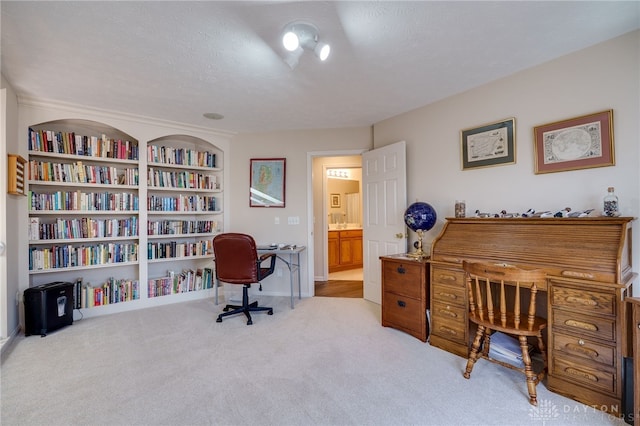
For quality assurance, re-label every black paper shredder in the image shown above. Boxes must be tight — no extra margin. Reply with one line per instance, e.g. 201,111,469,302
24,281,74,337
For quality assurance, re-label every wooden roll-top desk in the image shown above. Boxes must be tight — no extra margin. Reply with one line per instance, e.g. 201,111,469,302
429,217,636,415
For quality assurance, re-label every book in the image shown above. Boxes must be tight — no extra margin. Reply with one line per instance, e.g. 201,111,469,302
487,331,533,368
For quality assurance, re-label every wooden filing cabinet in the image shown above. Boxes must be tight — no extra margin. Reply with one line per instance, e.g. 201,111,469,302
380,254,430,342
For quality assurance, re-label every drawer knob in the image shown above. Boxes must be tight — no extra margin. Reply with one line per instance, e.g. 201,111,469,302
397,266,406,274
578,339,585,346
397,300,406,308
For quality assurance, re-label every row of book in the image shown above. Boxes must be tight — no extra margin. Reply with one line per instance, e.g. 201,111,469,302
29,243,139,271
28,190,139,212
29,128,139,160
148,268,214,298
29,160,139,186
29,217,139,241
73,277,140,308
147,194,218,212
147,145,216,168
147,219,218,236
147,167,219,190
147,240,213,260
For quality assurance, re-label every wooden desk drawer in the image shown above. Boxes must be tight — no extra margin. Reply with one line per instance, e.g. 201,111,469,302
340,229,362,238
431,314,467,344
551,357,615,394
553,310,615,341
432,282,466,307
553,332,615,367
432,300,466,324
383,262,423,299
382,291,426,341
551,285,615,316
432,267,465,288
431,318,468,345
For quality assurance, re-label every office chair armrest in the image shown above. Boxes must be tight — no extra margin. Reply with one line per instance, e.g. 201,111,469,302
257,253,277,280
259,253,275,262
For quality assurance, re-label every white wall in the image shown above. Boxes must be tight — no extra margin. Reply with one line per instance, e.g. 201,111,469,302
229,129,371,296
1,74,22,340
373,30,640,295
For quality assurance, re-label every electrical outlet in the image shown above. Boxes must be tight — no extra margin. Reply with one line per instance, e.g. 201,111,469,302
274,216,280,225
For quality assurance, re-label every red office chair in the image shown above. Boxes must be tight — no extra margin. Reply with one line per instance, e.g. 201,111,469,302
213,233,277,325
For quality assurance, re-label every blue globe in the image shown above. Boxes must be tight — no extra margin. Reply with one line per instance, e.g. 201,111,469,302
404,202,437,232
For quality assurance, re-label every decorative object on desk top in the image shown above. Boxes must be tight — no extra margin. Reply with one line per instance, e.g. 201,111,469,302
603,186,620,217
404,201,437,259
473,208,594,218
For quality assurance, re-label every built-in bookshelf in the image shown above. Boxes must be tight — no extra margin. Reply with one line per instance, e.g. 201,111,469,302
145,135,222,293
148,267,214,298
23,113,226,319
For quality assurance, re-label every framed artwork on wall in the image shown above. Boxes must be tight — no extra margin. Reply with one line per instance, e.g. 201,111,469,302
249,158,286,207
461,118,516,170
533,110,614,174
330,193,341,208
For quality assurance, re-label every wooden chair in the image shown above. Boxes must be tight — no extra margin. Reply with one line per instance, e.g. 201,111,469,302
461,261,548,406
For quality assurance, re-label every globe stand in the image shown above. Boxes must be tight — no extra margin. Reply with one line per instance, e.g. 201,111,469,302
407,229,428,259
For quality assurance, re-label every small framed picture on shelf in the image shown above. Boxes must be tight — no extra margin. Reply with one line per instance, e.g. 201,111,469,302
533,109,614,174
461,118,515,170
249,158,286,207
330,193,341,208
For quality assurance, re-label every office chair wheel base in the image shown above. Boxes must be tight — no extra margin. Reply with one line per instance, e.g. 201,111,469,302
246,319,253,325
216,317,223,323
268,309,273,315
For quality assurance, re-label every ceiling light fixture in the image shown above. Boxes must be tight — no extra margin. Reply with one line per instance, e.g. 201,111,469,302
281,21,330,69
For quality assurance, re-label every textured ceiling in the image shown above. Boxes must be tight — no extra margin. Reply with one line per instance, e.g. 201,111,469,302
2,1,639,134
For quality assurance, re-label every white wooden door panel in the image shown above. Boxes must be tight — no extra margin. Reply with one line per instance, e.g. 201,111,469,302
362,141,407,304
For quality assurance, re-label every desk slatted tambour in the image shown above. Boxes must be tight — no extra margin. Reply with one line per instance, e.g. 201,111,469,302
429,217,636,416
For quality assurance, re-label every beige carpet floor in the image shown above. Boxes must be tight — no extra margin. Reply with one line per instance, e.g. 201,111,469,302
0,296,628,426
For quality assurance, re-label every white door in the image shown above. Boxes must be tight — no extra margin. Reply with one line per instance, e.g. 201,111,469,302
362,141,407,304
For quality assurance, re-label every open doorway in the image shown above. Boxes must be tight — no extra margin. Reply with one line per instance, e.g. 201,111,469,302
311,154,363,298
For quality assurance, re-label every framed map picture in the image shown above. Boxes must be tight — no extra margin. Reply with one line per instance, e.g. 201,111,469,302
249,158,286,207
461,118,516,170
533,110,614,174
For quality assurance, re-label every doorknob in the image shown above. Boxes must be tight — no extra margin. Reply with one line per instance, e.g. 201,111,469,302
395,233,404,239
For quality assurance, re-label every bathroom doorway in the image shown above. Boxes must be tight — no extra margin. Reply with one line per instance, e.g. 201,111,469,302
312,154,363,297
